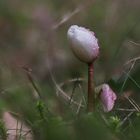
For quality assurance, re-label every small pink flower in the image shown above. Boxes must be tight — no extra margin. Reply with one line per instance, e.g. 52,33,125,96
67,25,99,63
100,84,117,112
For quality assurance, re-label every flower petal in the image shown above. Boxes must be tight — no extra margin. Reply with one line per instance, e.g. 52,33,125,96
100,84,117,112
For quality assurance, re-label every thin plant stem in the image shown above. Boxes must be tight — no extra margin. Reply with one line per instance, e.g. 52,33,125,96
87,62,94,112
22,66,42,99
69,78,78,105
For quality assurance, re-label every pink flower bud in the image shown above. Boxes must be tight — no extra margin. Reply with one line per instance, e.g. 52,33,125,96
100,84,117,112
67,25,99,63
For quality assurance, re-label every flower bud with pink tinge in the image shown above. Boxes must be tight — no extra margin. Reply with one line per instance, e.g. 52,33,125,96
100,84,117,112
67,25,99,63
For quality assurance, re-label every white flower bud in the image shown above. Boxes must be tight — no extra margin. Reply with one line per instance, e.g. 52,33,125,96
67,25,99,63
100,84,117,112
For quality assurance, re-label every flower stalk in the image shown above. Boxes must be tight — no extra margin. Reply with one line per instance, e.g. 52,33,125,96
87,62,94,112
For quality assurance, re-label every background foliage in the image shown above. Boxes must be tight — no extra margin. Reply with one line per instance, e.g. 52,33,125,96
0,0,140,139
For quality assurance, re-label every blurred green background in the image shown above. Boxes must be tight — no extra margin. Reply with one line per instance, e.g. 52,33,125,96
0,0,140,139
